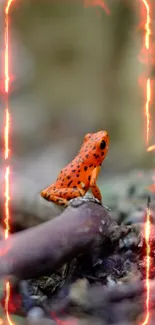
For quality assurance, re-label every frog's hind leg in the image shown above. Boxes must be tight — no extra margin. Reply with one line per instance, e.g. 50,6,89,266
41,186,68,206
40,184,56,201
41,187,85,206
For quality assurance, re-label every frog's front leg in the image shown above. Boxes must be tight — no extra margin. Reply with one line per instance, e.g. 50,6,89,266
90,166,102,202
41,187,85,206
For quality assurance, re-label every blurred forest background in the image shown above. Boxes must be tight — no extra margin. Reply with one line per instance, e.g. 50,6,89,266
0,0,155,210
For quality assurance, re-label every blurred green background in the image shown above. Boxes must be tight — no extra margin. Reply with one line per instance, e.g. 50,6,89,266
0,0,155,191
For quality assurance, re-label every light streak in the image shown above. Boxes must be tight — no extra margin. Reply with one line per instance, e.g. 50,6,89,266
145,78,151,146
5,282,14,325
142,0,151,51
4,109,10,160
84,0,110,15
147,144,155,152
4,1,14,325
140,1,152,324
4,166,10,239
4,0,12,236
141,197,151,325
140,0,153,149
5,0,14,94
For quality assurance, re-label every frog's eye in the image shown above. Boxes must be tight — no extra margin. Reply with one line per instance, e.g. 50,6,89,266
100,140,106,150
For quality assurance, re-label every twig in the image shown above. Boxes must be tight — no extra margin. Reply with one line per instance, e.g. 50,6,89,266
0,199,119,279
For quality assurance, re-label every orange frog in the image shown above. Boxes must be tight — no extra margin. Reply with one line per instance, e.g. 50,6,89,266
41,130,109,206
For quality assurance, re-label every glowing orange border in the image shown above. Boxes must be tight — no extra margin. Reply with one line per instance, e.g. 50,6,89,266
4,0,14,324
140,0,152,322
2,1,152,325
141,0,154,151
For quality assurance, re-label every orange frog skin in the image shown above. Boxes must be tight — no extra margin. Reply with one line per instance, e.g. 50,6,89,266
41,130,109,206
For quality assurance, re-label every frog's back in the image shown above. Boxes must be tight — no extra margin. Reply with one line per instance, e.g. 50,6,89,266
54,130,109,189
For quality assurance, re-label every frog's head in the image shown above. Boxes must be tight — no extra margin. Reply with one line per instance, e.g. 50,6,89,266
82,130,109,165
94,130,109,164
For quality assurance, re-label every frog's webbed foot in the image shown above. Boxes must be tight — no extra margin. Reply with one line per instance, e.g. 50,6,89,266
69,196,101,208
69,194,111,211
82,194,111,211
